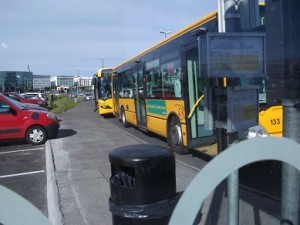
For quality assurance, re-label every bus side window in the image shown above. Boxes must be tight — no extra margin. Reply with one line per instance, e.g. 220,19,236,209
118,70,133,98
156,68,168,99
159,62,181,99
174,69,181,98
145,72,153,98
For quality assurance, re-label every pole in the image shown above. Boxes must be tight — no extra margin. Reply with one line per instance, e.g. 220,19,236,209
223,0,240,32
264,0,300,223
281,100,300,225
227,132,239,225
218,0,225,32
160,30,171,38
99,57,106,68
228,171,239,225
218,0,259,223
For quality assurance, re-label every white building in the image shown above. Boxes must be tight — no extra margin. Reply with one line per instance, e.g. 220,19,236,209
74,76,93,88
50,76,74,90
33,75,51,90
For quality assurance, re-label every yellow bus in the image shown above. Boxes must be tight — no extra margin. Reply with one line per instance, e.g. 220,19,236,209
259,105,282,137
113,7,282,154
96,68,115,116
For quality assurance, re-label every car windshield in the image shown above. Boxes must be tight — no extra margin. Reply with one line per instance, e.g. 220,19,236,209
12,92,25,99
26,93,44,98
2,95,24,110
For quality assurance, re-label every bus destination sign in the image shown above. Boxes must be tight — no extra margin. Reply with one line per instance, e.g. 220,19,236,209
206,33,265,78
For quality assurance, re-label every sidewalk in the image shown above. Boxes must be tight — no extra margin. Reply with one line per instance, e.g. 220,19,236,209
46,101,281,225
46,101,199,225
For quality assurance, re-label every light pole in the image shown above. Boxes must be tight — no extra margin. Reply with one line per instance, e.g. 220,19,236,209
160,30,172,38
98,57,107,68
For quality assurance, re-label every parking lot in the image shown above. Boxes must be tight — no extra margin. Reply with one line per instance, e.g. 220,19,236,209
0,140,47,216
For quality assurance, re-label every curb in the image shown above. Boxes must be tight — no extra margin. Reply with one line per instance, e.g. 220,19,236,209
46,140,64,225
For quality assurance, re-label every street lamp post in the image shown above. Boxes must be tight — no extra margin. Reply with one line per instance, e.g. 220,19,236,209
160,30,172,38
98,57,107,68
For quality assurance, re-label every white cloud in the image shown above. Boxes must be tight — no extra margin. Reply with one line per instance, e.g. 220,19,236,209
1,43,8,48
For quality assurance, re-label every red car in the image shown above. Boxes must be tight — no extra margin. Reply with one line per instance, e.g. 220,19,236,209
5,92,46,107
0,93,60,145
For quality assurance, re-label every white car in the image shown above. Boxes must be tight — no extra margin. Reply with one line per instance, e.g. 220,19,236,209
21,92,47,101
85,93,94,101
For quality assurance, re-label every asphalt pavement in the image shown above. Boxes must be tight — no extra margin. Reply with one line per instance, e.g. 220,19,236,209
46,100,281,225
46,100,200,225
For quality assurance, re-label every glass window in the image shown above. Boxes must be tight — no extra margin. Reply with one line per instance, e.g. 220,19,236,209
118,70,133,98
146,68,161,98
99,75,111,99
0,101,10,113
159,59,181,99
146,56,181,100
101,69,113,77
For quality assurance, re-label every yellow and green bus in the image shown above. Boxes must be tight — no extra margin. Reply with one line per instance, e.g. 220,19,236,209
96,68,115,116
112,7,282,154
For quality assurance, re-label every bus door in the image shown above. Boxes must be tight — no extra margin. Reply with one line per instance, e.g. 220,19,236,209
184,44,214,148
132,65,147,128
112,75,119,117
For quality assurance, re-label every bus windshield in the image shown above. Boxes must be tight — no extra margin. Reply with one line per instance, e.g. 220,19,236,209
98,76,111,99
97,69,113,100
95,68,115,116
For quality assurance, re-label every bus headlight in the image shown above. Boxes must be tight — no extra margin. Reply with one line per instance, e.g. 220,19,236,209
241,125,269,139
101,105,112,109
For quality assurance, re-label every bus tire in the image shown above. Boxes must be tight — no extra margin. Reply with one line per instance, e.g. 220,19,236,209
118,108,122,122
121,108,129,128
168,116,188,155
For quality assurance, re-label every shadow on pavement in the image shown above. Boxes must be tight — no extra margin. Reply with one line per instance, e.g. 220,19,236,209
0,139,28,147
56,129,77,139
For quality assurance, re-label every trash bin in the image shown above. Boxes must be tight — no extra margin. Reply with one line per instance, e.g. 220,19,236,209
109,144,179,225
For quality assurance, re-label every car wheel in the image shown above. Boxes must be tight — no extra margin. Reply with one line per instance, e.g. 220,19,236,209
26,126,48,145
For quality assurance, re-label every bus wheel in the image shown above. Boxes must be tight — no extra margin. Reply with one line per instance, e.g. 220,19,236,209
121,108,129,128
168,117,188,155
118,108,122,122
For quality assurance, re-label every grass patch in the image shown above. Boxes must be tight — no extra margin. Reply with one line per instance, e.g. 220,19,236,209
47,95,77,114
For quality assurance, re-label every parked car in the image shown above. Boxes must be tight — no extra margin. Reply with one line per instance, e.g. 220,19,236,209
20,92,48,102
11,99,49,112
5,92,46,107
0,93,59,145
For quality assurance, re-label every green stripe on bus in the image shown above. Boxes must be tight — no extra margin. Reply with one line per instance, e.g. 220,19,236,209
146,100,167,116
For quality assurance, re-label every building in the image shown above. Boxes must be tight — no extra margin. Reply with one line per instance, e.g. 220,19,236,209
50,75,74,91
74,76,93,88
0,71,33,93
33,75,51,90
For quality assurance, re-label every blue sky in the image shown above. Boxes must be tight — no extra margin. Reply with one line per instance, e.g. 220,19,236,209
0,0,217,76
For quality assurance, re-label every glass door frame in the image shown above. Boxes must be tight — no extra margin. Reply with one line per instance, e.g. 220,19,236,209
132,63,147,128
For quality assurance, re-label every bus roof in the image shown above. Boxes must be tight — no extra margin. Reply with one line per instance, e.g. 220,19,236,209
114,2,265,70
97,68,114,77
115,10,217,70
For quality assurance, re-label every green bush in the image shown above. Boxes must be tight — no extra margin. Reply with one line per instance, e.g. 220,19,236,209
48,95,77,114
